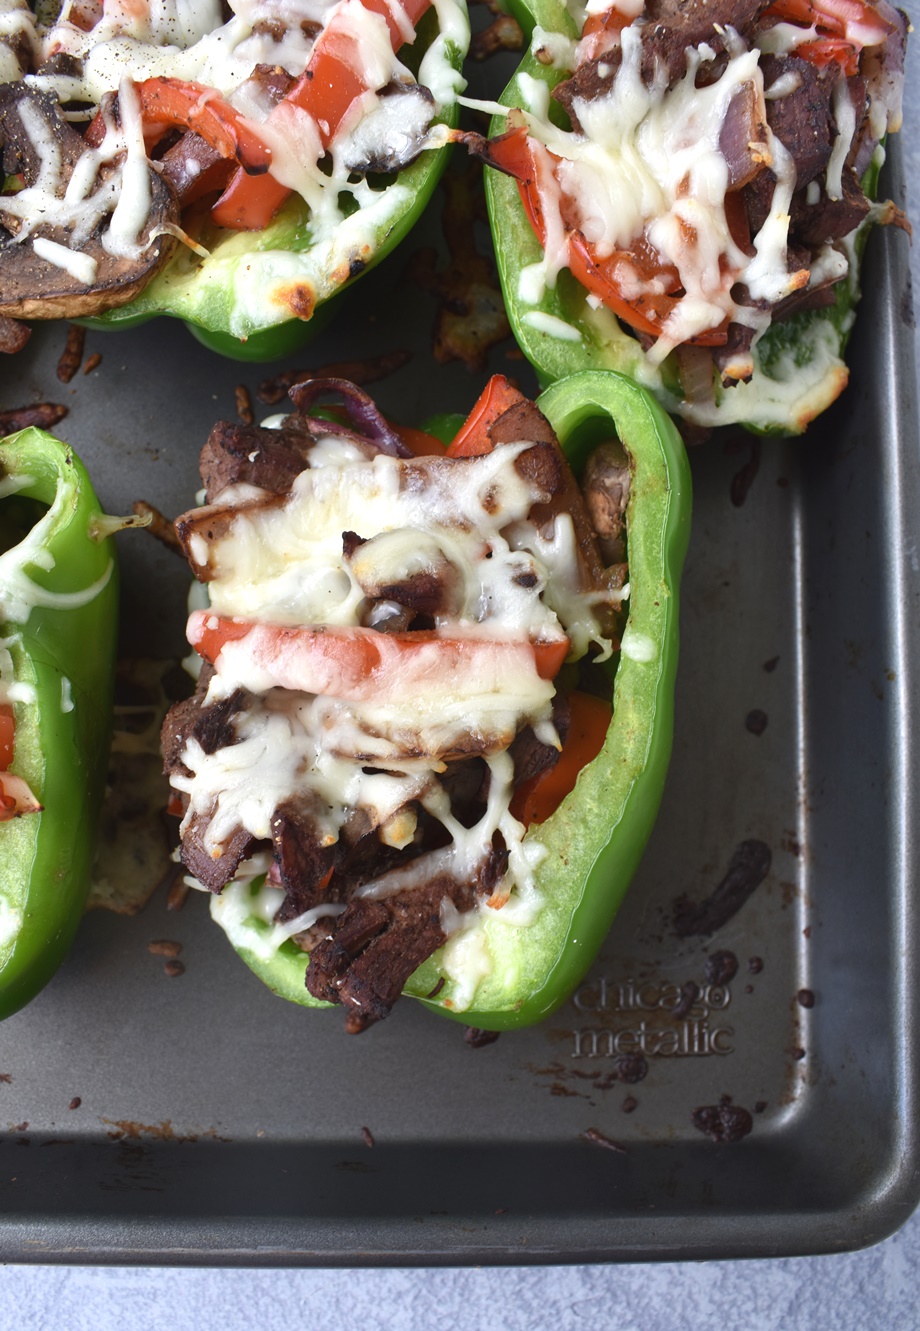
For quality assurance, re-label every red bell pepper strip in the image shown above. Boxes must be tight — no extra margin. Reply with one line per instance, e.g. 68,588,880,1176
481,125,728,347
211,0,433,231
763,0,895,47
188,613,569,699
510,691,613,826
134,78,273,172
390,424,447,457
0,704,41,820
0,704,13,771
445,375,530,457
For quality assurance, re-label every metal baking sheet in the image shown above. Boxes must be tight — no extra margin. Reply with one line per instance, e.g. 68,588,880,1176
0,145,917,1265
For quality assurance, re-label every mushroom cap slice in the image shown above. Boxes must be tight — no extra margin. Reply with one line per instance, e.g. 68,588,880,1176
0,84,179,320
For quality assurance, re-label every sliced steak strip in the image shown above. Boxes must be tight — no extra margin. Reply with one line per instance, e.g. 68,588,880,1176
306,843,509,1030
509,693,571,787
490,404,622,631
760,54,835,189
790,168,870,247
554,0,769,126
179,810,261,893
161,664,216,780
271,795,341,921
200,419,314,503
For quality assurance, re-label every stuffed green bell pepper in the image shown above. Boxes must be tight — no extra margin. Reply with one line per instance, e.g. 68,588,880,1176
161,369,689,1032
0,428,118,1020
0,0,469,362
466,0,908,433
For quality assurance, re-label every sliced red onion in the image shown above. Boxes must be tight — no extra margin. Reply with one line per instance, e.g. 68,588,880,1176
287,378,412,457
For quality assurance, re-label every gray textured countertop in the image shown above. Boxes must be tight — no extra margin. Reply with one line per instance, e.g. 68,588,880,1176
0,1214,918,1330
2,6,919,1322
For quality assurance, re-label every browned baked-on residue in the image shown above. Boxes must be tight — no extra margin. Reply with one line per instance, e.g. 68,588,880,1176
673,840,772,937
464,1026,500,1048
470,2,523,61
57,324,86,382
405,159,511,372
102,1119,230,1143
691,1095,753,1144
704,951,739,986
258,349,411,405
235,384,254,424
148,940,183,958
727,435,761,507
745,709,768,735
0,402,68,433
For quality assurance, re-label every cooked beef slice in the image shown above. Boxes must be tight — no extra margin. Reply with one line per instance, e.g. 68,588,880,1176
760,54,836,188
191,688,248,755
508,692,571,787
161,664,216,779
306,843,509,1030
0,84,178,321
554,0,769,125
179,810,261,893
271,795,341,921
345,529,465,616
790,168,870,247
714,323,757,386
159,132,229,206
199,419,314,502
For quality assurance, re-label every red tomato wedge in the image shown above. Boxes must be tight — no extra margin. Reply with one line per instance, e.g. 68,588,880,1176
510,691,612,826
211,0,433,231
483,126,728,347
188,612,569,702
446,375,530,457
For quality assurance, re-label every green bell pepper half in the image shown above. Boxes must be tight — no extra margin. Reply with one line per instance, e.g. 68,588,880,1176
483,0,886,435
0,429,118,1020
222,368,690,1029
83,6,469,363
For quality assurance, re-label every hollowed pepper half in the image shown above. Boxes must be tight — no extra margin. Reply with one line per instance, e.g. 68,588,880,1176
200,369,690,1030
0,429,118,1020
474,0,907,434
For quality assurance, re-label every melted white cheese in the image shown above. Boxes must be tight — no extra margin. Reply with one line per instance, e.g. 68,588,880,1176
0,474,114,626
178,422,610,1005
512,5,901,401
3,0,467,295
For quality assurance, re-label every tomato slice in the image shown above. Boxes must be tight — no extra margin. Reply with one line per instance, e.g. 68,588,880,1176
188,613,569,702
211,0,433,231
510,691,612,826
446,375,530,457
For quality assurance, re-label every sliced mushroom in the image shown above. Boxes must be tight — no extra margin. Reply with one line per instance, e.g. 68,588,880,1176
339,80,435,175
0,84,179,320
